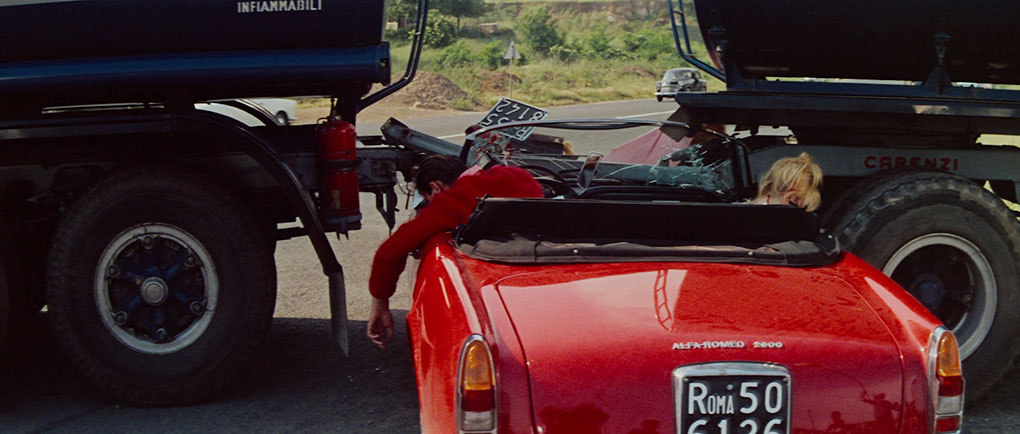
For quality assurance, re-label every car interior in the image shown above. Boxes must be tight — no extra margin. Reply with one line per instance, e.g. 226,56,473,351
448,120,838,266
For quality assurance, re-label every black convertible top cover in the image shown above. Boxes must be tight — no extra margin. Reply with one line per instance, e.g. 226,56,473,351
456,198,839,266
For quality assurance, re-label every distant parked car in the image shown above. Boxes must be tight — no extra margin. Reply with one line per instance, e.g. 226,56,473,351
656,68,707,101
196,98,298,126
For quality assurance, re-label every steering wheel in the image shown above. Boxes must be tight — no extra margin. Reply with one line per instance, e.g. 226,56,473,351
514,164,572,198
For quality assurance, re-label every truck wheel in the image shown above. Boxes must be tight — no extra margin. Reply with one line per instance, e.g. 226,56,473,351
0,245,9,355
46,167,277,406
0,215,22,360
656,95,663,102
820,168,927,228
832,171,1020,401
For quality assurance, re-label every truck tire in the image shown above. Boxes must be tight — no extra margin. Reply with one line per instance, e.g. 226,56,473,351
0,215,23,361
831,171,1020,401
820,168,927,228
46,166,277,406
0,244,9,356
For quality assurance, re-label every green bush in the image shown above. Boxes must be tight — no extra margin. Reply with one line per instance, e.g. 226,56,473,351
518,7,563,56
385,27,412,44
514,50,528,66
436,41,476,67
457,26,486,39
621,29,676,61
424,12,458,48
481,41,505,70
584,29,611,54
549,44,579,62
582,29,624,59
621,31,647,53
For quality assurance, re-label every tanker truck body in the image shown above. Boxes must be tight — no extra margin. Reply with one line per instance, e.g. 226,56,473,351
0,0,436,406
670,0,1020,401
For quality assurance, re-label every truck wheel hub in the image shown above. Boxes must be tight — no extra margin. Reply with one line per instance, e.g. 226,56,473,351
908,273,944,311
95,223,220,355
140,277,169,305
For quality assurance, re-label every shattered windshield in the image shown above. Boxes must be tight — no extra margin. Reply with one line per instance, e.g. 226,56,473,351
464,119,744,200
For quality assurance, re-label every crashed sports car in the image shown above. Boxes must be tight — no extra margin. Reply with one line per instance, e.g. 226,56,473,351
398,119,964,434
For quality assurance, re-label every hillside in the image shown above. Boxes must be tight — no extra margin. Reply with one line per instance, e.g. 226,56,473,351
384,0,718,110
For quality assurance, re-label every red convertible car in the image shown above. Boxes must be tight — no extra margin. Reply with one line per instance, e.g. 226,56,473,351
402,120,964,434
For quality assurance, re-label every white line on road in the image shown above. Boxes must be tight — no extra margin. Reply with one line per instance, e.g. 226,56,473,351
615,110,675,119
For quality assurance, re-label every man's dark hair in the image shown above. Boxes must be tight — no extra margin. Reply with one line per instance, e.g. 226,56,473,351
413,154,467,195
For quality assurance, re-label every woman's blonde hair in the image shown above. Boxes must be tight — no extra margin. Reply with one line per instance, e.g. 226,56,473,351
756,152,823,212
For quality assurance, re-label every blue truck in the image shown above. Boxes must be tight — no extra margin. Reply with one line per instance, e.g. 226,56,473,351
0,0,436,406
670,0,1020,401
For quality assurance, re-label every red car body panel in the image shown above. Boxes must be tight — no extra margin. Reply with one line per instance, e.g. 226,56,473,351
408,235,943,434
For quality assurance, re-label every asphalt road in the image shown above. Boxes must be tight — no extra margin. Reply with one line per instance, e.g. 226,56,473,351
2,99,1019,433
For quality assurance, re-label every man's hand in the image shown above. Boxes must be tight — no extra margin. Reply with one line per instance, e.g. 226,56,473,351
367,297,394,349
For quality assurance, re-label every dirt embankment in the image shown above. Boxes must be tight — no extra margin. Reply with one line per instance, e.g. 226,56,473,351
297,71,473,124
389,72,469,110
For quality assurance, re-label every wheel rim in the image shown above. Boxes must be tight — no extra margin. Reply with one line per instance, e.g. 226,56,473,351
883,233,995,359
95,224,219,355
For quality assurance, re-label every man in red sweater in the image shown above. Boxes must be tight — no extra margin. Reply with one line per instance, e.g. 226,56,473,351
367,155,544,348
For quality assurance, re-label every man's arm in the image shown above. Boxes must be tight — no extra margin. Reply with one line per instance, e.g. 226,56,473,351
366,181,477,349
369,165,541,298
368,192,471,300
367,165,543,348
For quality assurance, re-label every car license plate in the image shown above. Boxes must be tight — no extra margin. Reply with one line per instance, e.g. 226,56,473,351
673,363,791,434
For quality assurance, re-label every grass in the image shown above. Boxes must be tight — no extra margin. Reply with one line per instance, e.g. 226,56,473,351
386,12,722,111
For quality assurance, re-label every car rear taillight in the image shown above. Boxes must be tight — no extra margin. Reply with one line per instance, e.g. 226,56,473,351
458,335,496,433
928,327,964,434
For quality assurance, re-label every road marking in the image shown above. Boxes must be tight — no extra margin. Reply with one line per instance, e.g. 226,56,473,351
615,110,675,119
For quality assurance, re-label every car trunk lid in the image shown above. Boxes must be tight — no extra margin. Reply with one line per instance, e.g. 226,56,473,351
493,262,904,434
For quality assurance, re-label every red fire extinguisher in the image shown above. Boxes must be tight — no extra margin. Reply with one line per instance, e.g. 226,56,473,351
317,117,360,225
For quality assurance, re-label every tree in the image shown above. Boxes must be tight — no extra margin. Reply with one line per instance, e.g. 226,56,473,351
387,0,418,29
433,0,486,30
518,7,563,56
424,13,458,48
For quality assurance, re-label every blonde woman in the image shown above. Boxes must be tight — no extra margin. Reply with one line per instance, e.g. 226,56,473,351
751,152,823,212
